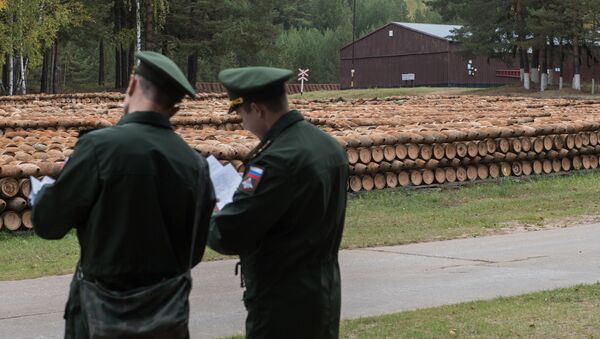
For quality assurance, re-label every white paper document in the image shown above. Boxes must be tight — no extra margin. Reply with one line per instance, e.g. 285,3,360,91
207,156,242,210
29,176,56,206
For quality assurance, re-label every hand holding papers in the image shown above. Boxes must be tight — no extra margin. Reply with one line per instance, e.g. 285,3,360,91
206,156,242,210
29,176,56,206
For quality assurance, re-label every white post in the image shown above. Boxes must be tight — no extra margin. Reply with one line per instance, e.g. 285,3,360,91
520,68,524,81
300,79,304,96
136,0,142,52
573,74,581,91
540,72,548,92
530,68,539,83
524,72,531,90
19,54,26,95
559,76,563,90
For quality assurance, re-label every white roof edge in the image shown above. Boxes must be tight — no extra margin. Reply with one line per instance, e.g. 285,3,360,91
392,22,462,41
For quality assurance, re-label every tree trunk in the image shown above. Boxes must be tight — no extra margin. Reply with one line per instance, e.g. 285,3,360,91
40,49,50,93
136,0,141,53
19,54,26,95
52,42,59,94
145,2,154,50
187,52,198,86
99,40,105,86
519,47,525,81
127,42,134,83
8,53,14,96
521,48,530,90
1,54,8,95
115,46,122,89
559,40,564,90
573,36,581,90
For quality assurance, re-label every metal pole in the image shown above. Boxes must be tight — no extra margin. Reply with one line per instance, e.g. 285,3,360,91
136,0,141,52
351,0,356,89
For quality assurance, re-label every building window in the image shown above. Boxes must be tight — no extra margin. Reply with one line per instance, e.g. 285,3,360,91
389,30,394,37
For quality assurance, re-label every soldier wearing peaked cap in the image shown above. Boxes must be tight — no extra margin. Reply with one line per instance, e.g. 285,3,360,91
33,51,215,338
209,67,349,339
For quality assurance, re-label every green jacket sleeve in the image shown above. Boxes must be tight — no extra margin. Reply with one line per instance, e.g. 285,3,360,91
32,136,100,240
208,159,292,255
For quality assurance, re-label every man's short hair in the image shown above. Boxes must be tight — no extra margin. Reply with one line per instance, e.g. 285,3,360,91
137,75,182,109
243,93,288,113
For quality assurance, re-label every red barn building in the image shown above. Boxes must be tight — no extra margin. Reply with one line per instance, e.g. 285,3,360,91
340,22,520,88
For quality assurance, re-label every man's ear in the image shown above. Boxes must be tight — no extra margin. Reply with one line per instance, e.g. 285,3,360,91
126,75,137,97
251,102,266,118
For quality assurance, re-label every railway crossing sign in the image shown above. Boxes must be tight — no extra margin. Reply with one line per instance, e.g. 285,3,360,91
298,68,309,95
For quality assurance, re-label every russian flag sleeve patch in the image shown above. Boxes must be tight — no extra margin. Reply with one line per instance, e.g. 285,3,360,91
239,166,264,193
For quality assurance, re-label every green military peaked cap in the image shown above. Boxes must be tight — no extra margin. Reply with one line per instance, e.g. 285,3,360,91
218,67,293,113
135,51,197,100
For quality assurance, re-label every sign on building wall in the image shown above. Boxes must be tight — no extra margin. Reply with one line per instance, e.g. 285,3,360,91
402,73,415,81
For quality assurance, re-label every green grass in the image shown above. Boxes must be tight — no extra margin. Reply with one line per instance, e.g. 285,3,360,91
289,87,484,100
340,283,600,338
3,171,600,281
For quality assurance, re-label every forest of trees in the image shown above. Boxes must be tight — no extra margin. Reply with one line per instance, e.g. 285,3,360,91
430,0,600,91
0,0,439,95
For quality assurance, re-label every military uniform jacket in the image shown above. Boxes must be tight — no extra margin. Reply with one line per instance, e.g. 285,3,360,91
32,111,214,337
209,110,349,339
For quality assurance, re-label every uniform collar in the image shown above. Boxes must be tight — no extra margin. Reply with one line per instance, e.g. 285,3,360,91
117,111,172,129
263,110,304,142
245,110,304,162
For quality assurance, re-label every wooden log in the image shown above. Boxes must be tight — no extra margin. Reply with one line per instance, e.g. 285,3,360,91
455,143,468,158
398,171,410,187
21,210,33,230
541,159,552,174
489,163,500,178
477,164,489,180
432,144,445,160
572,155,583,170
395,144,408,160
18,178,30,198
349,176,362,192
422,169,435,185
414,159,427,168
351,164,367,175
366,162,380,175
500,162,511,177
544,159,562,173
520,137,532,152
0,199,6,214
477,141,488,157
371,146,384,163
391,160,404,173
2,211,21,231
410,171,423,186
445,167,457,183
532,160,543,174
385,172,398,188
574,134,583,148
486,139,497,154
561,157,571,171
0,165,23,178
359,148,372,164
553,135,565,150
590,155,599,169
0,177,19,199
582,155,591,169
581,132,590,146
361,175,374,191
467,142,479,158
419,144,433,161
521,161,533,176
543,135,554,151
445,143,457,160
17,163,41,177
456,167,467,182
466,166,478,181
589,132,598,146
512,162,523,176
497,138,510,153
383,146,396,162
510,138,522,153
7,197,26,212
407,144,420,160
532,138,544,153
379,161,392,172
374,173,387,190
425,159,440,169
505,152,518,162
565,135,575,149
434,168,446,184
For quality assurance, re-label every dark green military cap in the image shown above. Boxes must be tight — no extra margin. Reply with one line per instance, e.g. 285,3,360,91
135,51,196,100
218,67,293,113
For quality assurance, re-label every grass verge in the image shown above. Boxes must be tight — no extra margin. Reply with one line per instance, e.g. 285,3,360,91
340,283,600,338
2,171,600,281
289,87,483,100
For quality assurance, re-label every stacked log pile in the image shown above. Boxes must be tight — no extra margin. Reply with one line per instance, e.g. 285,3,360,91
1,93,600,230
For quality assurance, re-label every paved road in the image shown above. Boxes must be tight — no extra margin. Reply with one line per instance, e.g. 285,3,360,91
1,223,599,338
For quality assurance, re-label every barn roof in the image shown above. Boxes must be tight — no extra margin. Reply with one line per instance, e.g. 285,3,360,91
392,22,462,41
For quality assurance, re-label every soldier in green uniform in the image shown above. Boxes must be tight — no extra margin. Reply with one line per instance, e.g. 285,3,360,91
209,67,349,339
32,51,215,339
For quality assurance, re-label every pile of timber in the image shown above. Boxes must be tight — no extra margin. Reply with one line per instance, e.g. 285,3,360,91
3,94,600,232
